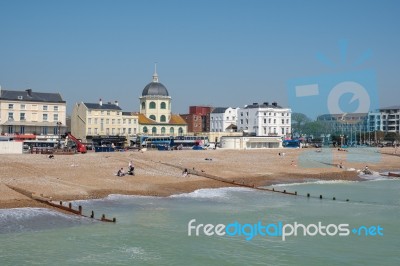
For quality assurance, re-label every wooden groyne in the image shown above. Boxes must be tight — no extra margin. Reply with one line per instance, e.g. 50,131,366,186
6,185,116,223
159,162,354,202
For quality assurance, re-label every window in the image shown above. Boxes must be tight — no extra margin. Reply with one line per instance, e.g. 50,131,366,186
240,119,243,124
141,102,145,109
101,111,104,115
107,111,110,115
8,126,13,134
54,114,59,121
106,128,110,135
128,128,132,134
286,119,289,124
160,115,166,122
240,112,243,116
152,127,157,134
88,128,92,135
161,127,166,134
170,127,174,134
21,104,26,110
88,110,92,115
106,119,109,124
264,119,267,124
178,127,183,135
54,106,58,111
43,105,48,111
43,114,48,121
112,128,115,135
20,113,26,121
161,102,166,109
42,127,48,135
123,119,126,124
94,128,98,134
282,128,285,135
20,126,25,134
274,113,276,116
95,118,98,124
118,119,120,124
150,115,156,120
8,104,13,109
88,118,92,124
112,119,115,124
282,119,284,124
273,119,276,124
149,102,156,109
143,127,148,133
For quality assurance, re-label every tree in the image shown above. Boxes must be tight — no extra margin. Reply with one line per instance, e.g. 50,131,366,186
291,113,311,135
384,132,400,144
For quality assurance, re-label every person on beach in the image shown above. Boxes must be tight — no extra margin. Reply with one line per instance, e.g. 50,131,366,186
338,161,344,169
127,160,135,175
117,168,125,177
182,168,189,177
291,160,297,167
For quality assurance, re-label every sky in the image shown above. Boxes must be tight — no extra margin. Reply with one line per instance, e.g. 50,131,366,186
0,0,399,116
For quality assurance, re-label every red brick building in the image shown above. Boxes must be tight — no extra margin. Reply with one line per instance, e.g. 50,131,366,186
181,106,213,133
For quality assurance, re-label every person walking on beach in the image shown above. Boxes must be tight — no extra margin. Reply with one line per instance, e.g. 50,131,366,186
182,168,189,177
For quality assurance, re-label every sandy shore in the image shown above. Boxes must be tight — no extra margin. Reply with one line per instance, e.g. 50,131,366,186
0,147,399,209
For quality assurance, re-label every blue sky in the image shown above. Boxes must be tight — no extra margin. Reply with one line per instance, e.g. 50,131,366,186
0,0,399,115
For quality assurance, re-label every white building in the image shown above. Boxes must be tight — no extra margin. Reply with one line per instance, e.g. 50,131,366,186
368,106,400,133
237,102,291,137
220,136,282,149
210,107,239,132
0,88,66,136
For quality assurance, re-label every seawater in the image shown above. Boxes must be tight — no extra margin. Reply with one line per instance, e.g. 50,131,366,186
0,180,399,266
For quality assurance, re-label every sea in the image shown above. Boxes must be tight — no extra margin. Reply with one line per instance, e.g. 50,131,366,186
0,177,399,266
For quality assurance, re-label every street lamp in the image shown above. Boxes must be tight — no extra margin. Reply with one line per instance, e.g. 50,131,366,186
340,134,344,147
56,122,62,148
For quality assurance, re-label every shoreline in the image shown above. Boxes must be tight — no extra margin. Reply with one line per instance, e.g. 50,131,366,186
1,147,399,210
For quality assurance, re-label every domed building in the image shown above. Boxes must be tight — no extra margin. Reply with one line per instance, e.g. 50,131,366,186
138,67,187,135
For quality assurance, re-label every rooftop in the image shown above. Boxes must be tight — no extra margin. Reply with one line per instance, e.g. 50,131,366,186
0,89,65,103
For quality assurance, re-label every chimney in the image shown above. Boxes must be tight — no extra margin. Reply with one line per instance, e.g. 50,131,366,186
114,100,119,106
272,102,277,107
263,102,269,106
252,102,258,105
99,98,102,106
26,89,32,97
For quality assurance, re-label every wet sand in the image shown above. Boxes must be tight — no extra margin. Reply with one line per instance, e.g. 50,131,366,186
0,147,399,209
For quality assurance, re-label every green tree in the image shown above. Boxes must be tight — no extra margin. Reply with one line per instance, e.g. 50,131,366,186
384,132,400,144
291,113,311,135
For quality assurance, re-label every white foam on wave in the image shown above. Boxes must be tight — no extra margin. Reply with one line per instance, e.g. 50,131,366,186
169,187,253,199
0,207,78,221
271,180,358,187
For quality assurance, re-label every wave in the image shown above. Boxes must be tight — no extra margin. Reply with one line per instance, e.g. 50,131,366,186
0,208,87,234
169,187,253,199
271,180,359,187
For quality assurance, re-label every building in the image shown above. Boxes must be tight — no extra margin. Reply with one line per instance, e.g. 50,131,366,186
237,102,291,137
71,99,139,144
220,136,282,149
368,106,400,133
317,113,368,135
0,88,66,136
210,107,239,132
138,68,187,135
181,106,213,133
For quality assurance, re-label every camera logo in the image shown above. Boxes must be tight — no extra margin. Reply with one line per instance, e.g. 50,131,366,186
287,40,380,167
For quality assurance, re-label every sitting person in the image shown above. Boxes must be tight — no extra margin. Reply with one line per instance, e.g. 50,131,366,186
127,165,135,175
116,168,125,177
182,168,189,177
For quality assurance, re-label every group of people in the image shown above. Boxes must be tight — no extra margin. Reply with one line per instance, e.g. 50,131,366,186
116,160,135,177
